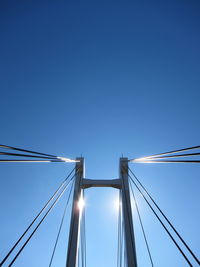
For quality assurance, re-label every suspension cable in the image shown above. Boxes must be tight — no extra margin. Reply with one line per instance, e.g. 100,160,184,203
132,159,200,164
80,194,84,267
128,174,194,267
0,151,59,160
117,191,120,267
84,208,87,267
122,220,126,267
137,152,200,160
0,144,78,162
120,191,123,267
121,215,124,267
81,209,84,267
0,159,65,162
129,145,200,162
80,190,87,267
0,167,76,266
129,181,154,267
7,177,75,267
49,180,75,267
83,190,87,267
119,197,126,267
117,190,122,267
81,232,84,267
0,144,58,158
75,190,86,267
128,167,199,265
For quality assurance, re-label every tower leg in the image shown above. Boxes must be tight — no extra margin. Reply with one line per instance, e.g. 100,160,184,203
66,158,84,267
120,158,137,267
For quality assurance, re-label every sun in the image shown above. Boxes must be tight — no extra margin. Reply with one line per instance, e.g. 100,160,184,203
78,195,85,212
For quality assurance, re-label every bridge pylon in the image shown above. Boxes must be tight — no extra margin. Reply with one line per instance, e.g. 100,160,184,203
120,157,137,267
66,157,84,267
66,157,137,267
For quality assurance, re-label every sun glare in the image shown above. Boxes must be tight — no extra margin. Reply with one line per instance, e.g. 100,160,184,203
78,196,85,211
113,196,121,213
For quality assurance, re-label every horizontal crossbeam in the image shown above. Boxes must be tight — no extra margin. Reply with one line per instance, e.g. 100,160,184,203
82,178,121,189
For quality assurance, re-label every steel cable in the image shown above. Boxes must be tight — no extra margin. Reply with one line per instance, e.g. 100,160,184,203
117,190,122,267
129,145,200,162
132,159,200,164
83,191,87,267
8,178,75,267
139,152,200,160
129,181,154,267
0,144,77,162
0,159,64,162
128,173,194,267
0,152,58,160
0,168,76,266
0,144,58,158
128,167,199,265
80,190,87,267
48,180,74,267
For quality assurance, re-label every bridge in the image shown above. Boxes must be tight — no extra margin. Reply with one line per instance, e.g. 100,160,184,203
0,144,199,267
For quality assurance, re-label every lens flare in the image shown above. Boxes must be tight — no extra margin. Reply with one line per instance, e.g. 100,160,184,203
78,196,85,211
113,196,121,213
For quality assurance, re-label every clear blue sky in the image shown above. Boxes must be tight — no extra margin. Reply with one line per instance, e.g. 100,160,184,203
0,0,199,266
